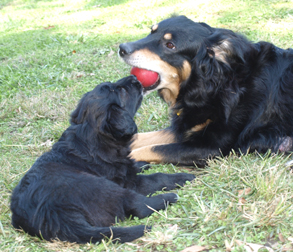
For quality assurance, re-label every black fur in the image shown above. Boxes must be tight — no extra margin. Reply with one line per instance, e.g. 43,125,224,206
120,16,293,166
10,76,195,243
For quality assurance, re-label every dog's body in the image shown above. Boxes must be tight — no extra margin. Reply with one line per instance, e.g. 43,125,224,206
119,15,293,166
10,76,195,243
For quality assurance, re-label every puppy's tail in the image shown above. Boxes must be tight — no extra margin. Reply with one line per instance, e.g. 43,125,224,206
32,220,151,244
71,225,151,244
12,208,151,243
12,201,151,244
42,222,151,243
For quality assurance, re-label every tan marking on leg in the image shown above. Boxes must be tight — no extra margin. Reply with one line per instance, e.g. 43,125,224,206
130,145,164,163
191,119,212,132
164,33,172,40
131,130,176,150
185,119,212,139
151,24,158,32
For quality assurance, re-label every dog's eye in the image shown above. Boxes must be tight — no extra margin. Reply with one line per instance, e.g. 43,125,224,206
166,42,175,49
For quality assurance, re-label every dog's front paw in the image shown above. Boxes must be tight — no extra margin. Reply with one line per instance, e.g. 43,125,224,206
160,192,179,204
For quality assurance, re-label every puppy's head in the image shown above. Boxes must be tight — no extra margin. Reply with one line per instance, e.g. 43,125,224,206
119,15,214,105
71,75,143,141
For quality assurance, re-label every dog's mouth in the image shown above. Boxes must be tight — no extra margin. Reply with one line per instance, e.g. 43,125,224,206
130,67,161,94
142,74,161,93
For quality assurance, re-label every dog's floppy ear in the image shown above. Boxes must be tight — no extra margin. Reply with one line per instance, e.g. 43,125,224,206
70,92,90,124
206,30,251,65
102,105,137,140
193,30,251,121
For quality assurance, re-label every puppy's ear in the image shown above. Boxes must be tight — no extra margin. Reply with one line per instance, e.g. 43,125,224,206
103,105,137,140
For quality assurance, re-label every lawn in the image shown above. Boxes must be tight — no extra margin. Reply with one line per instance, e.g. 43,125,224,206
0,0,293,251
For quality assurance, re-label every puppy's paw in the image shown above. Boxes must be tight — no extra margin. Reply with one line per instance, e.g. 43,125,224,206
161,192,179,204
134,161,151,173
145,225,152,232
175,173,196,187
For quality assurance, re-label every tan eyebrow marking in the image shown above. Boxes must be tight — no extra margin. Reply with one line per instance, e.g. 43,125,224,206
164,33,172,40
152,24,158,32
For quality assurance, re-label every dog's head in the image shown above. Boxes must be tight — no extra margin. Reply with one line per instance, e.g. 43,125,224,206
119,16,214,105
70,76,143,141
119,15,249,106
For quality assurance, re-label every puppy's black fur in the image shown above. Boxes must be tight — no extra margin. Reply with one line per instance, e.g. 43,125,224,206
119,15,293,166
10,76,195,243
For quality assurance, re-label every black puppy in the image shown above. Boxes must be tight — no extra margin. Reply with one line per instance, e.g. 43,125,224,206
10,76,195,244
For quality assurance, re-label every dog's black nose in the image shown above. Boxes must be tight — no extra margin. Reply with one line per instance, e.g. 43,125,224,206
131,75,138,83
126,76,143,92
119,43,133,57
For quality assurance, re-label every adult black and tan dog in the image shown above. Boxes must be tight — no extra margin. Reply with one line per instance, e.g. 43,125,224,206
119,15,293,166
10,76,195,243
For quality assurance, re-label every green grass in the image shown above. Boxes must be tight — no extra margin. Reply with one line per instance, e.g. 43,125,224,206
1,0,293,251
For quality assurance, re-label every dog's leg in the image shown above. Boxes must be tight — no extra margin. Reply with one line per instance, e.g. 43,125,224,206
124,190,179,218
130,142,221,166
134,172,195,195
131,128,176,150
130,144,166,163
238,133,293,154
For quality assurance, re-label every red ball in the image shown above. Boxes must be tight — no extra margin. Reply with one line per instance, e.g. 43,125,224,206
130,67,159,87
